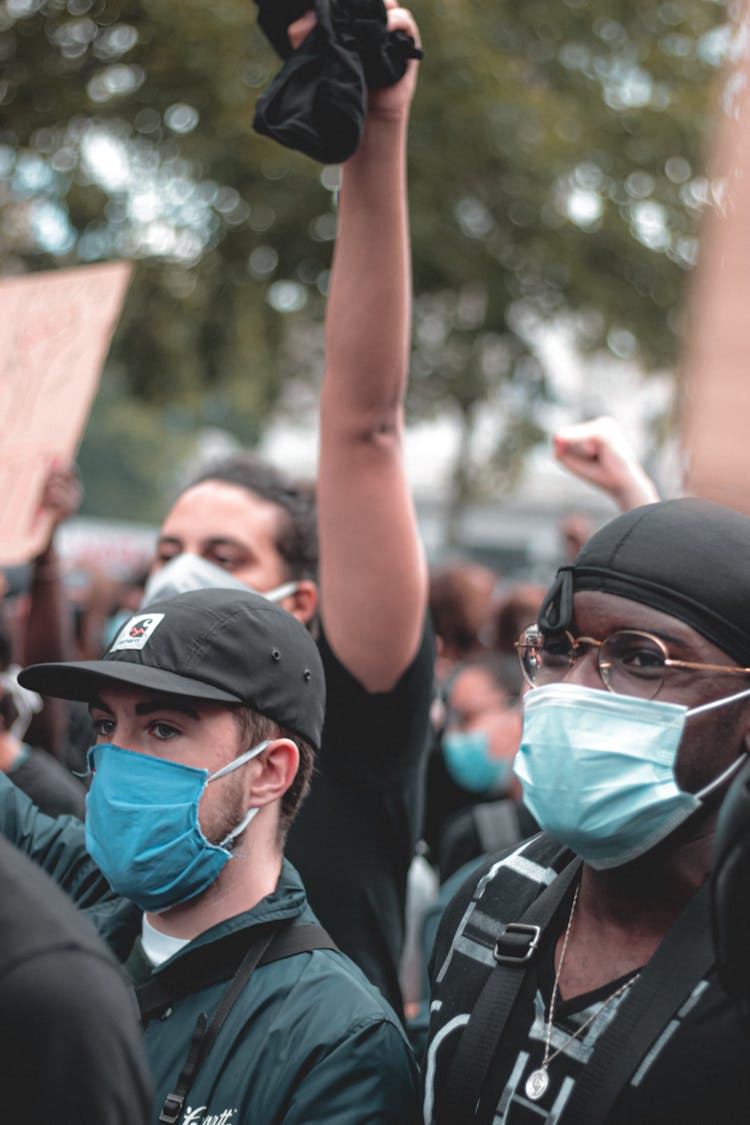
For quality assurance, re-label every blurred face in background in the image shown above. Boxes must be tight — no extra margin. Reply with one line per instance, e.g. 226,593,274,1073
442,661,523,799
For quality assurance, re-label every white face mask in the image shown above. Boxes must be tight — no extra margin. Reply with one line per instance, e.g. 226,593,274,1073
513,682,750,869
141,553,298,609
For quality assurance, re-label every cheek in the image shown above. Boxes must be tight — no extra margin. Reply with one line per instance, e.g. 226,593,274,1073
486,713,523,760
198,773,246,844
234,556,286,591
674,709,742,792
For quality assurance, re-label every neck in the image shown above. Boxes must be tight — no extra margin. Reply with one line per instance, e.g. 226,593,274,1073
555,827,713,997
147,825,283,942
579,815,715,931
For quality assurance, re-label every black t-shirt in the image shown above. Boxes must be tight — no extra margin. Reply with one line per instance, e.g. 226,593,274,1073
286,620,435,1017
0,834,152,1123
425,834,750,1124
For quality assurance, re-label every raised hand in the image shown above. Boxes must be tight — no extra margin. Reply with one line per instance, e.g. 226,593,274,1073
553,416,660,511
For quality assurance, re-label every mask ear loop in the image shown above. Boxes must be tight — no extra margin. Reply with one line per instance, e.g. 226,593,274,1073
208,740,271,850
207,740,271,784
687,685,750,719
686,687,750,800
262,581,299,604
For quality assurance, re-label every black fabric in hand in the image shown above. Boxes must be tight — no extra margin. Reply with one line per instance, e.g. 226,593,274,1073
253,0,422,164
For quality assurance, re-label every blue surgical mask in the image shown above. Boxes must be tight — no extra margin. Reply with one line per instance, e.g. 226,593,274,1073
513,682,750,869
140,553,298,609
85,740,269,913
442,729,514,794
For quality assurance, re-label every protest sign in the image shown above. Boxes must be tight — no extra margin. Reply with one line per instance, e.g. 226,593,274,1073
0,260,132,564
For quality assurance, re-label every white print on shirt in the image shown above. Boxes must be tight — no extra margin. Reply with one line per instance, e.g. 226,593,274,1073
182,1108,237,1125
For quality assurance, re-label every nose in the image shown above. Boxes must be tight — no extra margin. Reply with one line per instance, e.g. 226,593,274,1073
563,646,605,691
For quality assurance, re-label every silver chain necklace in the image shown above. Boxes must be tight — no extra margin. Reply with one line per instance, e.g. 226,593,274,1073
525,883,641,1103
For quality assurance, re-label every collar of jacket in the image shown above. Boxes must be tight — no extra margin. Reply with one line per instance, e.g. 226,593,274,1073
152,858,308,972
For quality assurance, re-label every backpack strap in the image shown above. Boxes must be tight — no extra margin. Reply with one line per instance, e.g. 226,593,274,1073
439,857,582,1124
137,921,337,1021
561,881,713,1124
135,920,338,1125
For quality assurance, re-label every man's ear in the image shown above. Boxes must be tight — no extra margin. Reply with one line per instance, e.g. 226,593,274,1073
247,739,299,807
281,580,318,626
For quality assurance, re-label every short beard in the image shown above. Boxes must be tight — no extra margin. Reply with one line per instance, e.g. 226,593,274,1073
202,773,248,850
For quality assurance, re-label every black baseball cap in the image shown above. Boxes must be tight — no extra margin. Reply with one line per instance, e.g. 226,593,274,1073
19,587,325,750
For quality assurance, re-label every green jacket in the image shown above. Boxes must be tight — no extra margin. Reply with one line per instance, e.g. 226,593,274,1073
0,775,419,1124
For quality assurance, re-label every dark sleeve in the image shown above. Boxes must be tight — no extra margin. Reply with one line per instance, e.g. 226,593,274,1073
0,771,114,907
9,747,87,819
0,947,153,1123
0,836,152,1121
286,618,435,1016
276,1017,420,1125
315,617,436,787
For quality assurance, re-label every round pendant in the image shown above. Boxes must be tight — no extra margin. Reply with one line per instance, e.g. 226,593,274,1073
525,1067,549,1101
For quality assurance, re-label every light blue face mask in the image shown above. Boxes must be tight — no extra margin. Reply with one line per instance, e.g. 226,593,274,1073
442,729,515,794
85,740,269,913
140,553,298,609
513,682,750,869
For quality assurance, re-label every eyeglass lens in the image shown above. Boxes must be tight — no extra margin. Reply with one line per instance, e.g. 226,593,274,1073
519,629,668,699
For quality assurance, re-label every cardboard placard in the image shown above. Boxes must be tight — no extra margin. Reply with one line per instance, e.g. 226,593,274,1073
0,261,132,564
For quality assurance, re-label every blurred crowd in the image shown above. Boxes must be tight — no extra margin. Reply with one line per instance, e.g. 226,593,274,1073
4,2,748,1123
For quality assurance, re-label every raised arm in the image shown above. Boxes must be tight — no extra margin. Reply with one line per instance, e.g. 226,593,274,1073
553,415,661,512
315,3,428,692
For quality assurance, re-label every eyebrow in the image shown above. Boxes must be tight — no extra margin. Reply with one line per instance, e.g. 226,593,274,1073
156,535,250,554
89,696,201,720
571,627,689,648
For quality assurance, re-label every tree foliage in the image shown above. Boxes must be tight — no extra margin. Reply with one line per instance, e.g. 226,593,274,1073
0,0,730,519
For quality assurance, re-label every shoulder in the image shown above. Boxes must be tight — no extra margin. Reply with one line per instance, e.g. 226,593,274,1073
0,841,151,1114
0,833,110,958
226,943,419,1122
429,833,570,997
281,948,420,1120
0,835,136,1005
278,939,411,1036
10,747,87,819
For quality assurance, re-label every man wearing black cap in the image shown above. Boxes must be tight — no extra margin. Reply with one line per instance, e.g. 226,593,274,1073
423,498,750,1124
132,0,432,1023
14,587,418,1124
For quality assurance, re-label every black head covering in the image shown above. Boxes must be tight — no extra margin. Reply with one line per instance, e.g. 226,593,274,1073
538,498,750,666
253,0,422,164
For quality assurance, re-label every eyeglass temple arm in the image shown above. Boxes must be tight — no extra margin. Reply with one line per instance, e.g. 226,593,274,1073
665,658,750,676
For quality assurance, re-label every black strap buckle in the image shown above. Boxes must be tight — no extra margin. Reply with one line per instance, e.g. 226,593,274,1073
494,922,542,964
158,1092,185,1124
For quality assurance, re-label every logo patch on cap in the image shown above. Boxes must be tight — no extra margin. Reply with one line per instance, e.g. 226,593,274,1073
110,613,165,652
